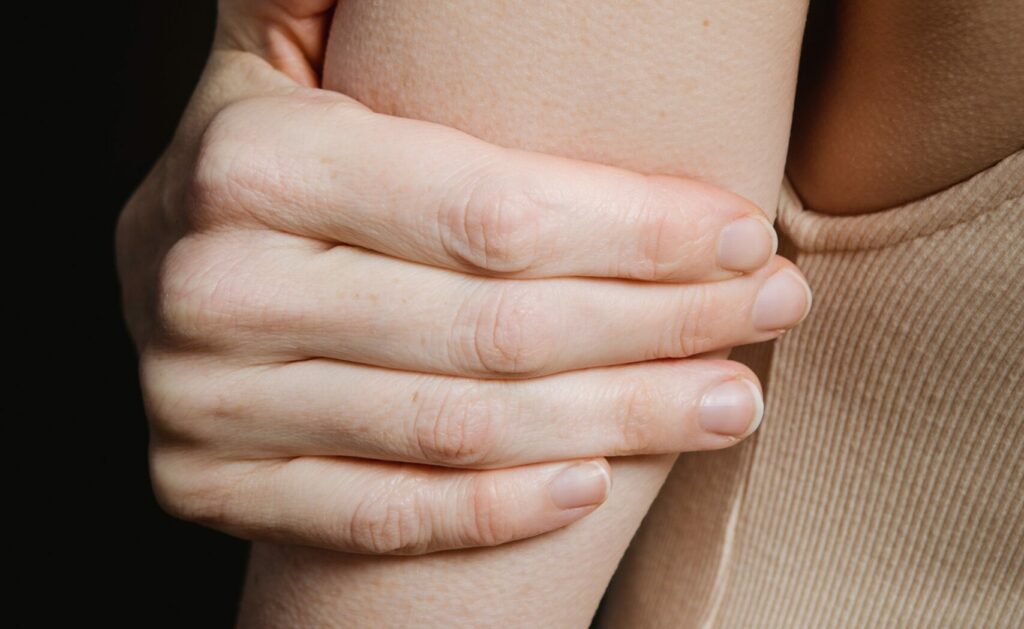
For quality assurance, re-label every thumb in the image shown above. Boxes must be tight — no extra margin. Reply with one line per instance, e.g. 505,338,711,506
215,0,337,87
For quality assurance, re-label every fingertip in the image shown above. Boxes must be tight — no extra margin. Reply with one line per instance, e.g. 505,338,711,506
547,459,612,511
752,266,813,331
698,378,764,438
717,214,778,272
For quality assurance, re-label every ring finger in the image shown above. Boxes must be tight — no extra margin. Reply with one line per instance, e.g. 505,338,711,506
159,355,764,468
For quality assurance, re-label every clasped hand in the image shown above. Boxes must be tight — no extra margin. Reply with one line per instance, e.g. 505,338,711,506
116,10,811,556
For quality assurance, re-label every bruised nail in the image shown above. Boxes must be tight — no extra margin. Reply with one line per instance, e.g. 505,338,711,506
699,379,764,437
717,216,777,272
548,461,611,510
752,268,812,330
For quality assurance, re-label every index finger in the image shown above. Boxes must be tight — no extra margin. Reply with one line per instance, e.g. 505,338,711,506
195,91,777,281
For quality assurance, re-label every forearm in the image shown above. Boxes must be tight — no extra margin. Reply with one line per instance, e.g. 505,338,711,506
238,1,807,626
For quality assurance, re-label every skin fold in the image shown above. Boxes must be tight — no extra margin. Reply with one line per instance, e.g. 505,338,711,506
788,0,1024,214
118,0,809,602
238,1,809,626
120,1,1021,626
225,0,1022,625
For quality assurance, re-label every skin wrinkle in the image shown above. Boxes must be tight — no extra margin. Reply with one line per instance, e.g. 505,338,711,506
225,2,1024,626
788,0,1024,213
238,1,808,626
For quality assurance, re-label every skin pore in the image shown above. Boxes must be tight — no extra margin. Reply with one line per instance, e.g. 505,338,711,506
238,1,808,626
788,0,1024,213
236,0,1021,626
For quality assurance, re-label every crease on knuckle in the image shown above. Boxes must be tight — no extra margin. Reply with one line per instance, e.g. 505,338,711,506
463,283,555,377
643,205,686,281
156,236,294,345
413,384,501,467
187,99,283,230
619,178,686,281
348,481,429,555
441,174,545,275
460,473,510,547
139,353,220,446
612,377,663,455
150,450,234,530
665,286,715,358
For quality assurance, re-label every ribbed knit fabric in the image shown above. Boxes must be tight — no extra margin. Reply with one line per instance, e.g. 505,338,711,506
597,151,1024,628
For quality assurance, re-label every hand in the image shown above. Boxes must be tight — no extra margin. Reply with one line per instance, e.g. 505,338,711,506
116,2,811,556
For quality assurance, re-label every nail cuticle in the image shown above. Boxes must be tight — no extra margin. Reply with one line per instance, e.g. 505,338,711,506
717,216,777,272
752,268,813,331
699,378,764,437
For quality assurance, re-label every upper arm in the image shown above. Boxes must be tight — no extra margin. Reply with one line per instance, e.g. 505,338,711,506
239,2,808,626
323,0,807,214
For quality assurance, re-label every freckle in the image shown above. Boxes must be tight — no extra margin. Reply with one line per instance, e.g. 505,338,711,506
658,110,667,120
703,18,710,27
368,293,379,304
412,392,419,402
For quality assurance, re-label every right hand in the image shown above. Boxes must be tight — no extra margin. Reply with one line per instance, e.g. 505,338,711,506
116,4,811,556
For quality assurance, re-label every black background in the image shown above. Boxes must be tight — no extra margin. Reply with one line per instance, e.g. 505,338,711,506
97,2,247,625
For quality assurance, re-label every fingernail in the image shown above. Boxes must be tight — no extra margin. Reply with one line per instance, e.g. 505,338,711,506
717,216,777,272
699,379,764,437
548,461,611,510
752,268,812,330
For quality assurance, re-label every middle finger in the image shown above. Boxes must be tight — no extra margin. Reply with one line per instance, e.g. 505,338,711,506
182,234,811,378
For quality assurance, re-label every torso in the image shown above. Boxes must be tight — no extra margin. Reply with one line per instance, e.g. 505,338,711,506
787,0,1024,213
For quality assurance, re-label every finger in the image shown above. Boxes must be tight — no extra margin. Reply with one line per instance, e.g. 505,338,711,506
153,453,612,555
193,92,776,282
171,234,810,378
177,357,763,468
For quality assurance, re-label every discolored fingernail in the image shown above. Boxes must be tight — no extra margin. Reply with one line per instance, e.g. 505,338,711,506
548,461,611,510
717,216,778,272
752,268,812,331
699,379,764,437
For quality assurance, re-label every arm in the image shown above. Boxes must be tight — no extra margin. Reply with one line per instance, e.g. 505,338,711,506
238,1,808,627
118,0,808,620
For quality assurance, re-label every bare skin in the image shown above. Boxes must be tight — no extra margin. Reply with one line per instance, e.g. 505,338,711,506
238,1,809,626
116,0,1022,626
788,0,1024,213
118,0,808,586
238,1,1023,627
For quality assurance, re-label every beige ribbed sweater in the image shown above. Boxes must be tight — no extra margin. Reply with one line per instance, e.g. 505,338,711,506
597,150,1024,628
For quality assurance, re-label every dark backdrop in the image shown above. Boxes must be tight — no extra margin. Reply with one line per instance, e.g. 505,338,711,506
101,3,248,625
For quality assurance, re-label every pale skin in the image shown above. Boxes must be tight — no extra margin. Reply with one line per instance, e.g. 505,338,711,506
117,0,809,560
237,0,809,626
117,0,1023,626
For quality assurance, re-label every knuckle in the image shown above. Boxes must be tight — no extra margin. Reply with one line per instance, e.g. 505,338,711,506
460,473,511,547
187,98,283,228
149,449,233,529
639,202,690,281
155,235,286,344
664,285,715,357
348,484,430,555
443,177,546,274
155,236,236,342
138,353,203,443
611,377,664,454
457,283,557,376
413,385,503,467
140,353,250,446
